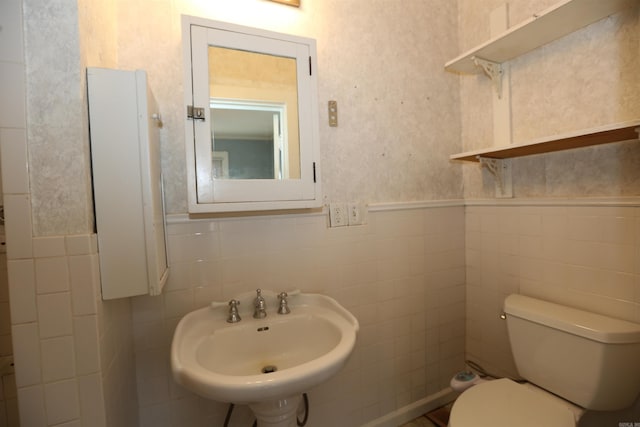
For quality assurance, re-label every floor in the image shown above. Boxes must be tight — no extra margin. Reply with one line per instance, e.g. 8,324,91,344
399,403,452,427
398,415,439,427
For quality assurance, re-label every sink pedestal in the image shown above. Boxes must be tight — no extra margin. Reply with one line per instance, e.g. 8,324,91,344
249,395,302,427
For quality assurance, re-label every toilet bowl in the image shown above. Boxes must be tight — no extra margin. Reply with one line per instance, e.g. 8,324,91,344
449,378,580,427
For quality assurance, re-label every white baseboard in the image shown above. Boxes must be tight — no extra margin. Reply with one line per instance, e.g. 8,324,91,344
361,388,457,427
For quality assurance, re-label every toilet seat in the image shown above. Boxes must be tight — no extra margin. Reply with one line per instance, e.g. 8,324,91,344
449,378,576,427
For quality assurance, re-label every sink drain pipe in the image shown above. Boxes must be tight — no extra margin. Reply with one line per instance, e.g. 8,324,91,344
223,393,309,427
223,403,236,427
298,393,309,426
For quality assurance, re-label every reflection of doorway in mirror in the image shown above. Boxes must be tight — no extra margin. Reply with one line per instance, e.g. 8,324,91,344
208,46,300,179
212,151,229,179
210,100,287,180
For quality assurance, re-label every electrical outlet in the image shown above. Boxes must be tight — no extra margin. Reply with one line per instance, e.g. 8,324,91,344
329,203,348,227
347,202,363,226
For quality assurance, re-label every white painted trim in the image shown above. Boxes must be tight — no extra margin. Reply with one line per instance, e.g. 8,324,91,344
464,197,640,207
166,196,640,225
360,388,456,427
166,209,325,224
167,199,466,224
368,199,465,212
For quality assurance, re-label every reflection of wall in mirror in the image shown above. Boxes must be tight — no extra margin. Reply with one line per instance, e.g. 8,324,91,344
208,46,300,179
215,139,274,179
212,151,229,179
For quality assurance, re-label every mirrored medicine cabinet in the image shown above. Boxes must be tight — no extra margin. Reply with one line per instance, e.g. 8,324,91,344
182,16,322,213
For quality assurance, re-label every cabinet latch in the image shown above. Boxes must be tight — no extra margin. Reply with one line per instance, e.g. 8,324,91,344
187,105,205,121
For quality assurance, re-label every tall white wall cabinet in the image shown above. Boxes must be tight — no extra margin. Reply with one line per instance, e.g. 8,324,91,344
87,68,169,299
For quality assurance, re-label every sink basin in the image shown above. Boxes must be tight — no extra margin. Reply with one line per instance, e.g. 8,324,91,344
171,290,359,404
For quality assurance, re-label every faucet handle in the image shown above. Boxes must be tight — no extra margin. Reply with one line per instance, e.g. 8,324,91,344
253,289,267,319
255,289,265,304
254,289,266,309
227,299,241,323
277,292,291,315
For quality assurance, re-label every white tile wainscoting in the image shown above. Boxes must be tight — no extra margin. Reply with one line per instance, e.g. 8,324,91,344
465,200,640,379
133,203,467,427
4,199,639,427
8,234,137,427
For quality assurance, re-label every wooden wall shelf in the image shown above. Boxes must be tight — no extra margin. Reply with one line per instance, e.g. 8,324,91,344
445,0,636,74
450,120,640,163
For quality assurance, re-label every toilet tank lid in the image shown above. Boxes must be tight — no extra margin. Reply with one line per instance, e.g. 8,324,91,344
504,294,640,344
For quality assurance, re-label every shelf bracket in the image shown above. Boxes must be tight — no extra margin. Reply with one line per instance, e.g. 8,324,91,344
478,157,512,198
472,56,503,99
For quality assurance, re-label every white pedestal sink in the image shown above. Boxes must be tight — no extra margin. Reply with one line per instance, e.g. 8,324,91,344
171,290,359,427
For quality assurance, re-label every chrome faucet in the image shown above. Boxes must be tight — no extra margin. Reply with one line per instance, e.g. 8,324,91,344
277,292,291,314
253,289,267,319
227,299,241,323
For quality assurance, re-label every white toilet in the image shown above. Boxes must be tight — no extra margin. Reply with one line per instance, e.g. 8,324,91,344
449,294,640,427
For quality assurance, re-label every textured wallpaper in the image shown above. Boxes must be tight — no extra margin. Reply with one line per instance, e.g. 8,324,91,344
113,0,463,213
23,0,119,236
25,0,464,231
26,0,637,230
457,0,640,199
24,0,93,235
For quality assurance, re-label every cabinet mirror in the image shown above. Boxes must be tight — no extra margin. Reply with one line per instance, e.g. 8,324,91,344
182,16,321,213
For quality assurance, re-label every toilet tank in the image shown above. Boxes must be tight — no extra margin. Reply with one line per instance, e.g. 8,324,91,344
504,294,640,411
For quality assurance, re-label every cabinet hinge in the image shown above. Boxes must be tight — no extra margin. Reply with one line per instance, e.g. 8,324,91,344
187,105,205,121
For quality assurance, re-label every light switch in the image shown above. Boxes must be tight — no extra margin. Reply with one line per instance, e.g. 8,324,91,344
328,100,338,127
